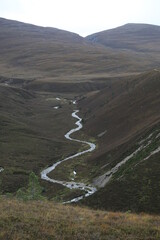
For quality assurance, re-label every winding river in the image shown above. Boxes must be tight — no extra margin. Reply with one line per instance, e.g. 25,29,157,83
41,109,97,203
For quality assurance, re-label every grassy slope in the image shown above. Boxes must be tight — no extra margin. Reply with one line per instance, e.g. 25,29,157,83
77,70,160,213
86,23,160,52
0,198,160,240
82,125,160,213
0,18,159,83
79,70,160,153
86,23,160,74
0,83,82,198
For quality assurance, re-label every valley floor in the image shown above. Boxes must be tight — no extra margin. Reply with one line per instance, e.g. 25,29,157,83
0,198,160,240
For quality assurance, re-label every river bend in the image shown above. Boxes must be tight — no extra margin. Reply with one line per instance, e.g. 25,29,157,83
41,110,97,203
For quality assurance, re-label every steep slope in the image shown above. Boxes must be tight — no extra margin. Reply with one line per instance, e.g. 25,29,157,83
86,23,160,52
78,70,160,213
79,70,160,151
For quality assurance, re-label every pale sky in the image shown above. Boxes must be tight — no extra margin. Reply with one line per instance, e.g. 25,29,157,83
0,0,160,36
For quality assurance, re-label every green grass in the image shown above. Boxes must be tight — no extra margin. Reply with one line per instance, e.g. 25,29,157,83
112,130,160,180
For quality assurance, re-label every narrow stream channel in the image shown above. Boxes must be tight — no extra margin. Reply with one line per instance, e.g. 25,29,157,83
41,110,97,203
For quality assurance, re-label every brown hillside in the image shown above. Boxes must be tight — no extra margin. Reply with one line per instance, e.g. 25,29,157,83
1,198,160,240
0,83,80,195
86,23,160,52
78,70,160,212
79,70,160,153
0,18,159,82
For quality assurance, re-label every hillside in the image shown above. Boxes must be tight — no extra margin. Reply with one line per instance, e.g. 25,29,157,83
0,198,160,240
0,18,160,214
78,70,160,212
86,23,160,52
0,18,159,85
0,66,160,212
79,70,160,151
0,17,126,79
0,82,82,198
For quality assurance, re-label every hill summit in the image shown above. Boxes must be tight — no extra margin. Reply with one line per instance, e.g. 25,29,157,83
86,23,160,52
0,18,160,79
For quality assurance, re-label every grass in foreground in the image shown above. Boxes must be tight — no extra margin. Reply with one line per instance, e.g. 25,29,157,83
0,198,160,240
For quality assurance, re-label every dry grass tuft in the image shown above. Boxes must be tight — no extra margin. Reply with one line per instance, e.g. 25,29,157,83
0,198,160,240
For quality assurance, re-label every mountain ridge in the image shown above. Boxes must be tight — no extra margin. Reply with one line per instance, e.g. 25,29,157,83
86,23,160,52
0,17,160,80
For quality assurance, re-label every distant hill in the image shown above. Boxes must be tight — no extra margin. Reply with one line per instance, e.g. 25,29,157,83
0,18,160,83
0,17,127,79
86,23,160,52
0,17,90,78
